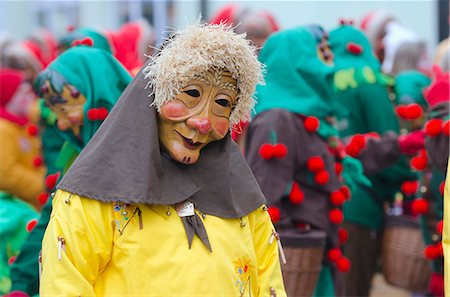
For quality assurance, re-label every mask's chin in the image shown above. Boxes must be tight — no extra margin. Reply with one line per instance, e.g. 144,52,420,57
161,142,201,165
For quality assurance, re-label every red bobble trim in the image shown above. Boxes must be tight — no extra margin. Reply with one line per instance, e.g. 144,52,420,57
425,119,443,137
259,143,274,160
440,181,445,195
314,170,329,185
401,180,419,196
329,208,344,224
267,206,281,223
304,116,320,133
338,227,349,245
37,192,49,205
410,155,427,171
27,124,39,136
8,256,17,266
330,190,346,206
289,183,304,205
340,185,351,200
345,143,361,157
45,172,60,190
327,247,342,262
436,220,443,235
259,143,288,160
33,156,43,167
335,162,344,176
396,104,424,120
273,143,288,158
336,256,351,272
307,156,325,173
351,134,366,148
346,42,363,55
26,219,38,232
443,120,450,136
71,37,94,47
424,244,443,260
411,198,429,216
87,107,109,121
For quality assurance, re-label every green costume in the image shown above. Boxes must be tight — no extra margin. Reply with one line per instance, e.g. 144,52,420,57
9,46,131,296
329,24,417,297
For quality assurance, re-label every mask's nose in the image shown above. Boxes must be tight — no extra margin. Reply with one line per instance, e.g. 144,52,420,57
187,117,212,135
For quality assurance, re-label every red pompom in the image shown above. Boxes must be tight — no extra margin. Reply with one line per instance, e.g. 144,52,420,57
304,116,320,133
396,105,408,119
351,134,366,149
338,227,349,245
27,124,39,136
96,107,109,120
443,120,450,136
87,108,99,121
315,170,329,185
335,162,344,176
80,37,94,47
345,143,361,157
440,181,445,195
436,220,443,235
327,248,342,262
411,198,429,215
425,119,443,137
346,42,363,55
340,185,351,200
289,183,304,205
259,144,274,160
37,192,49,205
8,256,17,266
33,156,43,167
410,155,427,171
330,190,346,206
26,219,38,232
424,245,441,260
405,103,423,120
336,256,351,272
401,180,419,196
267,206,281,223
329,208,344,224
45,172,60,190
307,156,325,173
273,143,288,159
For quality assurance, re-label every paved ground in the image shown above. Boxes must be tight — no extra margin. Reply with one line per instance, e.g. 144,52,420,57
370,273,410,297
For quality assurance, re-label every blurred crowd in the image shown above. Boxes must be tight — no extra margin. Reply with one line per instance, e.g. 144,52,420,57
0,3,449,297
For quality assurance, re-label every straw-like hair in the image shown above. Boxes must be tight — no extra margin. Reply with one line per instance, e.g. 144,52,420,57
143,23,264,126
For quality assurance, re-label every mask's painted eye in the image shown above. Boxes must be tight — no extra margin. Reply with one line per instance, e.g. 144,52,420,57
184,89,200,97
216,99,230,107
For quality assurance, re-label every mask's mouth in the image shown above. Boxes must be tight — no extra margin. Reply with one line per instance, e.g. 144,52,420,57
176,131,204,150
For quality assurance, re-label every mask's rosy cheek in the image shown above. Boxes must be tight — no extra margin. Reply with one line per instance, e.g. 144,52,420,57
160,101,187,119
213,118,230,139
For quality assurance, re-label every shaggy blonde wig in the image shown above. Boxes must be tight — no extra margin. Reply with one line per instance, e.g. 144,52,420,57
143,23,264,126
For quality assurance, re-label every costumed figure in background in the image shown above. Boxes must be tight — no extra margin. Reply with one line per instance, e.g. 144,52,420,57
7,44,132,297
245,25,372,297
0,69,44,294
329,23,422,296
40,24,286,296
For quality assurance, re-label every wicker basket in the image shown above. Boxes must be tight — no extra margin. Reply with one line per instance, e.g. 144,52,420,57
382,215,431,292
279,229,326,297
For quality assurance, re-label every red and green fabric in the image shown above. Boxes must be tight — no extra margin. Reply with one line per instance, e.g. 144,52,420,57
394,70,430,108
58,27,112,53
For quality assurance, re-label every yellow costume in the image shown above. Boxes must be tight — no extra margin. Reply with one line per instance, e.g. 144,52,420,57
41,190,286,296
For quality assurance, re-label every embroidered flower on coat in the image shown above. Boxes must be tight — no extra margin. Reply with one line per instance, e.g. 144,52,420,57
234,256,253,297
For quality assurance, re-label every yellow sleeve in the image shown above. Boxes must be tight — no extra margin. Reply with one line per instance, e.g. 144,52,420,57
248,205,287,297
0,123,44,207
40,190,114,296
444,159,450,297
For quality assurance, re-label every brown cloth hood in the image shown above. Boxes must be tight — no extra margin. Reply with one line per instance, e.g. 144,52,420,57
57,67,266,219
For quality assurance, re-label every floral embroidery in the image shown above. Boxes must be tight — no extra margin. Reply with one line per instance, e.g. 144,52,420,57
234,256,253,297
113,203,134,235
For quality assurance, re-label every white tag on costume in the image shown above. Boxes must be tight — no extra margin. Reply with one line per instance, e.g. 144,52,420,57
176,201,195,217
